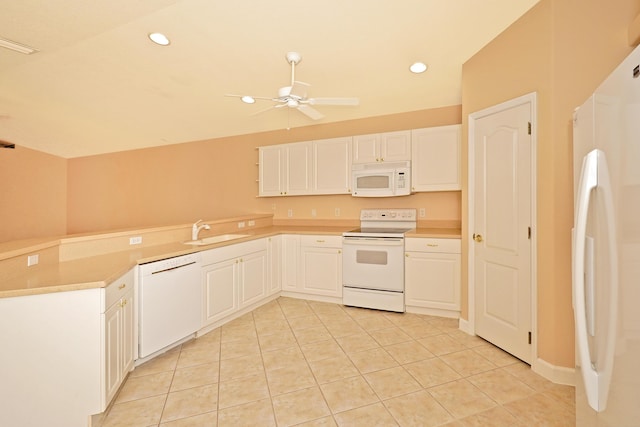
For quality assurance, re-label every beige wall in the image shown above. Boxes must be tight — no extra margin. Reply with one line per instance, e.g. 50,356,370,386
0,146,67,242
462,0,640,368
66,105,462,234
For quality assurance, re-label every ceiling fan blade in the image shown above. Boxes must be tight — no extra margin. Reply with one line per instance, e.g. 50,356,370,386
297,104,324,120
249,104,284,116
289,81,310,98
307,97,359,106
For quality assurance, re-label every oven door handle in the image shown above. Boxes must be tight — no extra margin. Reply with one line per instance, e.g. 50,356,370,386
343,237,404,246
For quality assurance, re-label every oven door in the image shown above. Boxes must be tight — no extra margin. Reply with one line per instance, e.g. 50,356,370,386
342,236,405,291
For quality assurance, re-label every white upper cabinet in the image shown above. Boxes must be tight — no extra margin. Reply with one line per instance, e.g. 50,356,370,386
258,145,284,196
411,125,461,192
259,142,313,196
353,130,411,163
286,142,313,195
313,137,352,194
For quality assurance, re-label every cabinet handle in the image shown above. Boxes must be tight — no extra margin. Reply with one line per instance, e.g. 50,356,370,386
338,250,341,254
118,283,126,290
426,243,439,247
316,239,325,243
381,158,384,162
405,253,409,257
120,299,127,308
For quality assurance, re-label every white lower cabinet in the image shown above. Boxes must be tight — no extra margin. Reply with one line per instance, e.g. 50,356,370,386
268,235,282,295
299,235,343,298
103,268,135,408
405,238,461,315
281,234,300,292
202,239,269,326
279,234,343,301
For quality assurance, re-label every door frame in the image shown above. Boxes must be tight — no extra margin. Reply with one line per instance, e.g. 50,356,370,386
466,92,538,367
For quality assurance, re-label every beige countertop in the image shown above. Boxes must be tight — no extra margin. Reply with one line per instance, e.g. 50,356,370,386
0,225,461,299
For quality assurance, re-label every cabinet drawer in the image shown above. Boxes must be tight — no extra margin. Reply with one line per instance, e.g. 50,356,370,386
405,238,460,254
105,268,134,309
300,235,342,248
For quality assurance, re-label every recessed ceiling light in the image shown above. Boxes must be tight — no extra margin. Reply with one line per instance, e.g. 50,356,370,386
148,32,170,46
241,96,256,104
410,62,428,74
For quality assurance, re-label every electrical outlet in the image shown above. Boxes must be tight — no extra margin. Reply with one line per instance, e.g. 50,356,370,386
311,209,317,217
238,221,245,228
27,254,39,266
335,208,340,217
271,203,276,211
129,236,142,245
248,220,255,227
288,209,293,217
419,208,426,218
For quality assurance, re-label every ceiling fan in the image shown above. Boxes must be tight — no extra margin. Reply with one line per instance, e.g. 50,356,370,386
226,52,359,120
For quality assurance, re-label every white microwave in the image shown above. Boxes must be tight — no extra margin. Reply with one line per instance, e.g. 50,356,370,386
352,161,411,197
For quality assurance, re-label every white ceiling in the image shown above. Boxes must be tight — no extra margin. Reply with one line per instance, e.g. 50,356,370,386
0,0,539,158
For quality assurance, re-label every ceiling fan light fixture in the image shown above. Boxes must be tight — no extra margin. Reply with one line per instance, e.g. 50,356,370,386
241,96,256,104
410,62,428,74
148,32,170,46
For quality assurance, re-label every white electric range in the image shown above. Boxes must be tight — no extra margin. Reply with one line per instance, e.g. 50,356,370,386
342,208,416,312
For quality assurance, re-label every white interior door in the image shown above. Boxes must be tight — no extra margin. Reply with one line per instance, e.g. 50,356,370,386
472,99,533,363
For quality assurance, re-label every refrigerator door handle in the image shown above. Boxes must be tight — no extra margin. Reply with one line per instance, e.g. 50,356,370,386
572,148,619,413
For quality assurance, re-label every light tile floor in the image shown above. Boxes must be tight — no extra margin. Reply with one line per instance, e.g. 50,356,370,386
100,297,575,426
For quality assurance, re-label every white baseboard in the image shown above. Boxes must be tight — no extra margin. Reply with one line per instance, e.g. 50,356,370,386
533,357,576,386
458,317,473,334
405,305,459,318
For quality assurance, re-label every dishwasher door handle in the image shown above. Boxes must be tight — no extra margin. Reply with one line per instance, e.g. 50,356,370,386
150,261,197,275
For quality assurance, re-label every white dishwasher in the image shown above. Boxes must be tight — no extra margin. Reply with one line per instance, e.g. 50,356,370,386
138,253,201,358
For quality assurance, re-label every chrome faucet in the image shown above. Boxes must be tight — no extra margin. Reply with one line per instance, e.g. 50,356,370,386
191,219,211,241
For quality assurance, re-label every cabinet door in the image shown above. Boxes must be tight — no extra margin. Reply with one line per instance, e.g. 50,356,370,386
121,292,134,375
300,245,342,297
286,142,313,195
281,235,300,292
313,137,352,194
352,134,380,163
239,250,268,308
104,301,122,405
203,259,238,325
405,251,461,311
411,125,461,192
259,146,284,196
268,236,282,295
380,130,411,162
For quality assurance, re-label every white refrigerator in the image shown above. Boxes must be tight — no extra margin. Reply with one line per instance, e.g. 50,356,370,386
573,44,640,426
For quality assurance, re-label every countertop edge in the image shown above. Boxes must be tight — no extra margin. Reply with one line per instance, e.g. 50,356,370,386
1,226,461,299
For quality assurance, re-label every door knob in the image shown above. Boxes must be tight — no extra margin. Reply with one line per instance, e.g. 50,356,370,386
473,233,483,243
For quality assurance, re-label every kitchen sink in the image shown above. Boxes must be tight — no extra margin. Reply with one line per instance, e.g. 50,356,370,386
183,234,250,246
